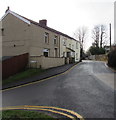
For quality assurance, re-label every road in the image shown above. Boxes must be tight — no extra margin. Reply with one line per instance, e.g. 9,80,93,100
2,60,115,119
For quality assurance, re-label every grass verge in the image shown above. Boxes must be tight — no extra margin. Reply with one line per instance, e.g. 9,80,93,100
2,110,58,120
3,68,45,86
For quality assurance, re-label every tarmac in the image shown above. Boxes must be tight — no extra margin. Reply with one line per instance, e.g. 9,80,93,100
2,63,77,90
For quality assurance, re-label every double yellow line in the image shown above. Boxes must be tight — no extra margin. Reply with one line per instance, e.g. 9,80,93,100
1,105,84,120
2,63,80,92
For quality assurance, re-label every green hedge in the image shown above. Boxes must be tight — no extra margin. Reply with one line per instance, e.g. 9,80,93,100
108,49,116,68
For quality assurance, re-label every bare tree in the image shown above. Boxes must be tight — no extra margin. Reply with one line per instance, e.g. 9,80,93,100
92,25,100,47
92,25,107,48
74,26,88,49
100,25,107,48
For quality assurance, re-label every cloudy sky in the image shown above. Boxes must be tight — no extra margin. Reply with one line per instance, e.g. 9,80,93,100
0,0,115,51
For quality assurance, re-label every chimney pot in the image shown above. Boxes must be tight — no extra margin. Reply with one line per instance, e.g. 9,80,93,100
39,19,47,26
5,6,10,13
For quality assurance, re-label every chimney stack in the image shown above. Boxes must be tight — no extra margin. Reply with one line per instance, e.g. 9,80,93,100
5,6,10,13
39,19,47,26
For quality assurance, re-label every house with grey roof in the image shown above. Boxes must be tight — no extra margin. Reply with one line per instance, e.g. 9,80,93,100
0,8,80,78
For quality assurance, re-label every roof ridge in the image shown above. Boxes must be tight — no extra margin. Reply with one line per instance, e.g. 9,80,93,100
1,9,78,41
11,11,77,40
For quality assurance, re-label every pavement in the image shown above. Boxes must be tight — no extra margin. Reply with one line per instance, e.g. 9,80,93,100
2,60,115,119
2,63,77,90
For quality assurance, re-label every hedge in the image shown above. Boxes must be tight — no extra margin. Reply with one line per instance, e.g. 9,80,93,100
108,49,116,69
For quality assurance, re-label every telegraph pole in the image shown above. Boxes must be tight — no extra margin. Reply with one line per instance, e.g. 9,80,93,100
109,23,111,50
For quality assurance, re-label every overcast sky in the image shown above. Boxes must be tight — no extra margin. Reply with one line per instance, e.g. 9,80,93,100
0,0,115,51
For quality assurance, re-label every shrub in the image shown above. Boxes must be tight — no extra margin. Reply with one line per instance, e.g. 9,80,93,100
108,49,116,68
89,46,105,55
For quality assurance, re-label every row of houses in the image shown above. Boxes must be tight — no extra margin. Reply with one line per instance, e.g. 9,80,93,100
0,8,80,78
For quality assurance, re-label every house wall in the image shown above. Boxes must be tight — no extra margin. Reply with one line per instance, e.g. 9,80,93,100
60,35,67,57
30,24,60,57
60,35,80,62
1,13,61,59
2,13,31,56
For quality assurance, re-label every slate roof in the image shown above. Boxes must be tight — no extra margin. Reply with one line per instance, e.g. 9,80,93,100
11,10,78,41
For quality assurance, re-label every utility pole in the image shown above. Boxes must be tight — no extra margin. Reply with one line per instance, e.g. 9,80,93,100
109,23,111,50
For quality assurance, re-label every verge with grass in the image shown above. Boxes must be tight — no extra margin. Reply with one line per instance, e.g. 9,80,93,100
2,110,58,120
3,68,45,86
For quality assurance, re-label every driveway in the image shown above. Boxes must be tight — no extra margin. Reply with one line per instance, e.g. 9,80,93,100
2,60,115,119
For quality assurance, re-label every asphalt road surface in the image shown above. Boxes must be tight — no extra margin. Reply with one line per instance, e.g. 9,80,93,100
2,60,115,119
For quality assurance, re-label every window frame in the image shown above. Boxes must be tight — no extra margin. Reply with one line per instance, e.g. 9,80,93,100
44,32,49,44
76,53,78,60
76,42,78,49
43,48,49,57
54,35,58,45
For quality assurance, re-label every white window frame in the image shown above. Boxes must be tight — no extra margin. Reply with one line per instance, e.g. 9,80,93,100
44,32,49,44
76,42,78,49
54,35,58,45
76,53,78,60
63,39,66,46
43,49,49,57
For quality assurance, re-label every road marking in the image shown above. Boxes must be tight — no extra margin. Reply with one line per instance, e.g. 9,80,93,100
2,63,81,92
1,105,84,120
26,105,83,119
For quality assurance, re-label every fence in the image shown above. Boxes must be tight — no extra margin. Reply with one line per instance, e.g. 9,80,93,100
2,53,29,79
30,56,65,69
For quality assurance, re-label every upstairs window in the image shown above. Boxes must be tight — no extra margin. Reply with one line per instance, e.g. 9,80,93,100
54,35,58,45
63,39,66,46
72,45,74,49
1,28,4,36
76,42,78,49
69,44,71,48
44,32,49,44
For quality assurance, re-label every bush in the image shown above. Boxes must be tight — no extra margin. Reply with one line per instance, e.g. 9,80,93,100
108,49,116,68
89,46,105,55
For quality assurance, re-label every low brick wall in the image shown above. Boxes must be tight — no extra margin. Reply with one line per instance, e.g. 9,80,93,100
30,56,65,69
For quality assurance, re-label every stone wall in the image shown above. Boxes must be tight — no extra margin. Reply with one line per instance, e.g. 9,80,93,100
30,56,65,69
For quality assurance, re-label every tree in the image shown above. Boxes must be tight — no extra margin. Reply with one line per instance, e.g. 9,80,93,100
74,26,88,49
100,25,107,48
73,27,88,60
92,25,100,47
88,46,105,55
108,46,116,68
92,25,107,48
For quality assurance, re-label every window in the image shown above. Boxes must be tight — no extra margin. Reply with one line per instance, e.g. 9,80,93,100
69,44,71,48
54,48,58,57
63,52,65,57
76,42,78,49
44,32,49,44
54,36,58,45
63,39,66,46
43,49,49,57
1,28,4,36
72,45,74,49
76,53,78,60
